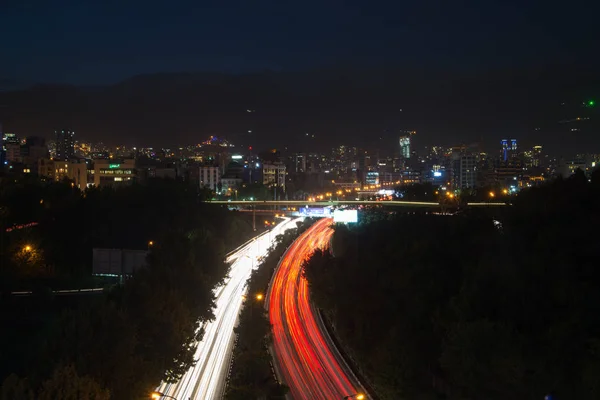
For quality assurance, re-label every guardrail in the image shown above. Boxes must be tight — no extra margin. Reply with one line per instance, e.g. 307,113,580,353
11,288,105,296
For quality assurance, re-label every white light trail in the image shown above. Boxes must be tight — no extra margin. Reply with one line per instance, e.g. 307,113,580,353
156,217,302,400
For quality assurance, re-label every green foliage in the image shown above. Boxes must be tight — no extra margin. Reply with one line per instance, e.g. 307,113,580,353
38,364,110,400
304,174,600,399
1,374,34,400
1,364,110,400
225,219,314,399
237,182,271,201
0,177,262,399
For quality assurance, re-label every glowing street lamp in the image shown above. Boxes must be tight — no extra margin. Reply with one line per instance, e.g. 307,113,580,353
489,191,495,198
343,394,365,399
151,391,178,400
255,293,264,301
23,245,32,252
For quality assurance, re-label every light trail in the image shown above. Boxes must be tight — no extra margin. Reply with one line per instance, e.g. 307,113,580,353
268,218,366,399
155,217,302,400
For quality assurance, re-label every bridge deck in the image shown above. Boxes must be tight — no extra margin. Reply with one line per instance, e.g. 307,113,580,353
206,200,506,207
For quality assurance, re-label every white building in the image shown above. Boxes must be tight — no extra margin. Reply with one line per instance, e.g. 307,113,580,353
199,166,220,191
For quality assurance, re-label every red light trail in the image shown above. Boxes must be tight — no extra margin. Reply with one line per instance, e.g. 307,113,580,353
268,218,364,399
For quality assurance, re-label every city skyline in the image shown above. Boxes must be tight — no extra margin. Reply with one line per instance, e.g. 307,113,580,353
3,2,600,399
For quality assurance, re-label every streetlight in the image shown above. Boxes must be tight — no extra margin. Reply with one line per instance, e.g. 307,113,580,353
343,394,365,400
23,245,32,252
255,293,264,301
489,191,495,198
151,391,178,400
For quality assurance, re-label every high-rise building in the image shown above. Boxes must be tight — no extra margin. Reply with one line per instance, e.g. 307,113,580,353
459,155,477,189
501,139,509,161
532,145,543,167
55,129,75,160
294,153,306,173
399,131,415,159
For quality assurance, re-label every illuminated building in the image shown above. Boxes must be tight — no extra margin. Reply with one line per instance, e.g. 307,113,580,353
365,171,379,185
533,145,542,167
262,162,286,192
199,166,220,191
55,129,75,160
294,153,306,173
501,139,508,161
459,155,477,189
38,158,89,188
399,131,416,159
93,159,136,187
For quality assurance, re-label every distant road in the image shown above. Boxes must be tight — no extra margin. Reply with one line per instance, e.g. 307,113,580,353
268,218,368,399
155,217,301,400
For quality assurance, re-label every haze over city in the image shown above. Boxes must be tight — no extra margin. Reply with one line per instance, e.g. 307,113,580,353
1,1,600,400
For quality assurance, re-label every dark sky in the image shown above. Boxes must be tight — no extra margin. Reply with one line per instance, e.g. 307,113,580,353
2,0,598,84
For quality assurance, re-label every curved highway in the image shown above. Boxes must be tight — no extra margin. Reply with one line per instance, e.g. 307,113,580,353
155,217,301,400
268,218,366,399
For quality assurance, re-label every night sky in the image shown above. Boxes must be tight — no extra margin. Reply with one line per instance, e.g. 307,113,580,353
2,0,598,84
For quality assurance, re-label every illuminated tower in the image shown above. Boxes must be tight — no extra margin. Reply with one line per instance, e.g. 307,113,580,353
399,131,415,159
501,139,509,161
55,129,75,160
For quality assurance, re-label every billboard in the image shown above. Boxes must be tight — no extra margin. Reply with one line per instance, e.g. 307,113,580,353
92,248,149,276
299,207,332,217
333,209,358,223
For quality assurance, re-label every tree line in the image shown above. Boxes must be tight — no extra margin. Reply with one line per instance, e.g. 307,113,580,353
304,170,600,399
0,176,260,399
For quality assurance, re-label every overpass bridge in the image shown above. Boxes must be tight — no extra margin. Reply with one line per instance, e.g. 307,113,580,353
207,200,507,230
207,200,507,208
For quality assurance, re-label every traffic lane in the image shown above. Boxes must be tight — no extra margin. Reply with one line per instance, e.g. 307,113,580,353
269,218,360,399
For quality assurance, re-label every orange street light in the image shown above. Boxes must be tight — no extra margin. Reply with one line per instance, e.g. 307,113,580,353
255,293,264,301
23,245,32,252
489,191,495,198
150,392,177,400
148,241,154,247
502,188,508,194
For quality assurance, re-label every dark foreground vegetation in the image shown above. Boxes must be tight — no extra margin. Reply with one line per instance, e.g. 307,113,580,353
304,170,600,400
225,218,315,400
0,176,259,399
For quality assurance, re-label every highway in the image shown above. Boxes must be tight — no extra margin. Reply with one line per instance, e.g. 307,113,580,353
268,218,366,399
155,217,301,400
